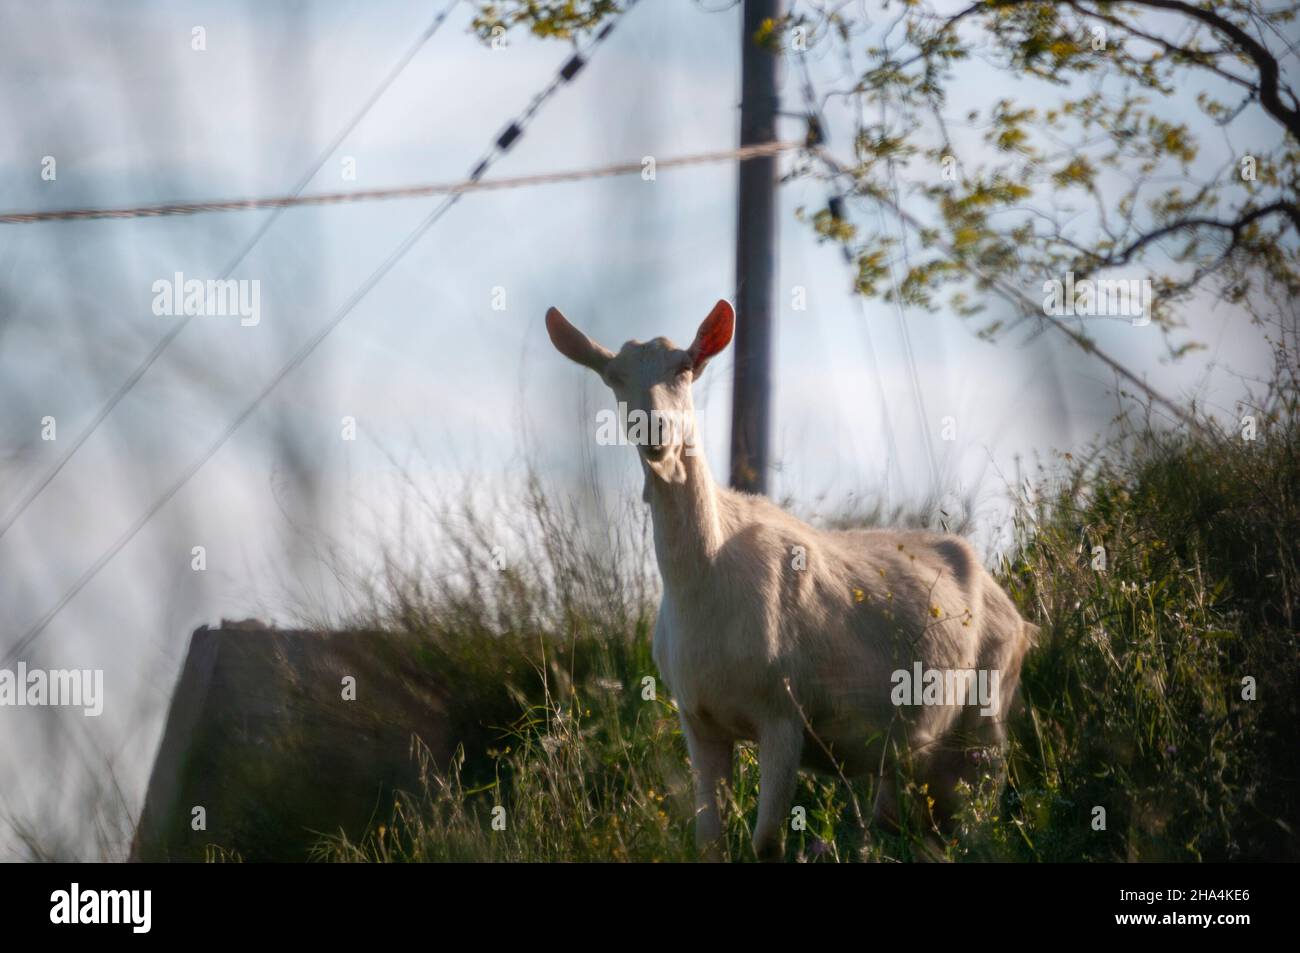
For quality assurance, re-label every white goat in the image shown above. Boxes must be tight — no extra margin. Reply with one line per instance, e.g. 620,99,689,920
546,299,1036,860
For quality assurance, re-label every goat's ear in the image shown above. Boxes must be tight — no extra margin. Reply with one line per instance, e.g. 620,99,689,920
546,307,613,374
688,299,735,375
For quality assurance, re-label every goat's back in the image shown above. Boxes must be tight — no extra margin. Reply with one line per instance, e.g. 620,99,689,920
655,492,1033,774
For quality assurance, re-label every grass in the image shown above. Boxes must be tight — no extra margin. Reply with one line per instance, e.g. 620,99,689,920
305,337,1300,862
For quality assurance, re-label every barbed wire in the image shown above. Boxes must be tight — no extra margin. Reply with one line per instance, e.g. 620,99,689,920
0,141,804,224
0,0,463,546
2,0,658,665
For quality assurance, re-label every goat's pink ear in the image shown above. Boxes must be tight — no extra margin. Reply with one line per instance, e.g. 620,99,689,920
546,307,613,373
688,299,735,374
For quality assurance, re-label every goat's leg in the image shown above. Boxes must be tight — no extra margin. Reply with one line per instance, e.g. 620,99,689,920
753,720,803,862
682,720,733,861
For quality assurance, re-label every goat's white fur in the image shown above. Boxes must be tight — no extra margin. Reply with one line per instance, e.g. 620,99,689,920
546,300,1036,860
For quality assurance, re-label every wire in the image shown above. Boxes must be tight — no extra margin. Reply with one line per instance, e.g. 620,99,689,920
873,94,940,490
2,1,644,665
0,0,462,545
0,141,803,224
812,145,1205,434
793,52,905,504
875,195,940,488
849,287,906,507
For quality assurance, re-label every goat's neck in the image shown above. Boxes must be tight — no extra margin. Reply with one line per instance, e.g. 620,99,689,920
648,440,725,585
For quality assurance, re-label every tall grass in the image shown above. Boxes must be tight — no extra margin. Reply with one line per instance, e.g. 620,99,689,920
316,342,1299,863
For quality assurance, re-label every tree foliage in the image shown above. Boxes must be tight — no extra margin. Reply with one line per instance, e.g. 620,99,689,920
479,0,1299,362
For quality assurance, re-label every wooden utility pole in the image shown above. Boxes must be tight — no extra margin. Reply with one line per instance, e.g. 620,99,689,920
729,0,782,495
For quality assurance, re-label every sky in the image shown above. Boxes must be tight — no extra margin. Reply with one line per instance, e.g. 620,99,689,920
0,0,1284,857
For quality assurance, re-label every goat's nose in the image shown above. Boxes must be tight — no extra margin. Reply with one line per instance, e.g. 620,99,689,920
642,444,667,461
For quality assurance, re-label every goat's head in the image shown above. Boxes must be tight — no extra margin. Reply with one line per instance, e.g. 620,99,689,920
545,299,734,487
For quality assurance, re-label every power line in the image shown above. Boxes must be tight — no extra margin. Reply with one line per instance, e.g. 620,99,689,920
849,286,906,507
793,53,905,504
870,92,940,490
0,141,803,224
876,191,941,489
2,0,642,667
0,0,462,545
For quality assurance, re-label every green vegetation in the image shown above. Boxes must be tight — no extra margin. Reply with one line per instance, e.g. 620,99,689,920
315,342,1299,862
